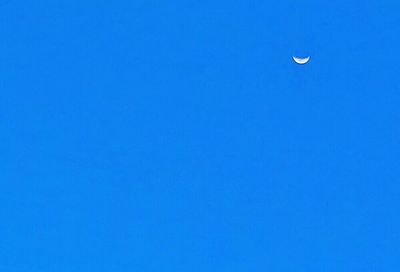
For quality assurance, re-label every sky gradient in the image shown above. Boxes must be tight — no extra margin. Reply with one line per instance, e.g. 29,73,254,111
1,0,399,271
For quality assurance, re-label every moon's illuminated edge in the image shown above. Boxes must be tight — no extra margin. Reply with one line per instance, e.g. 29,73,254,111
293,56,310,64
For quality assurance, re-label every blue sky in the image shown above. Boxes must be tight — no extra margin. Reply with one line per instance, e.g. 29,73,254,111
1,0,399,271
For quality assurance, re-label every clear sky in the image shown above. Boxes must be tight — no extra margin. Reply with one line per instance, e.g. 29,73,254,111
1,0,399,271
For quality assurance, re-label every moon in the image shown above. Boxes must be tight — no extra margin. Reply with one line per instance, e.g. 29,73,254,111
293,56,310,65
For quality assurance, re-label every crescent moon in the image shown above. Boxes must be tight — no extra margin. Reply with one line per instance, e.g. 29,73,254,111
293,56,310,65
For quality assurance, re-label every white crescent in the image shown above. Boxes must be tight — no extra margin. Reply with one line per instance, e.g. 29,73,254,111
293,56,310,65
